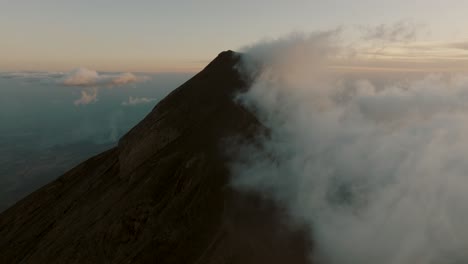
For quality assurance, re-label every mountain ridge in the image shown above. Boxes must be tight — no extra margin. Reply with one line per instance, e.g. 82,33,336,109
0,50,310,264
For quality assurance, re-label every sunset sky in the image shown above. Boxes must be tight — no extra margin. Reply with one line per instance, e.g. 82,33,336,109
2,0,468,72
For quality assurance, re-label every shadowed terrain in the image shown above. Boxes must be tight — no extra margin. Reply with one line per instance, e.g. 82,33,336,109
0,140,113,212
0,51,310,263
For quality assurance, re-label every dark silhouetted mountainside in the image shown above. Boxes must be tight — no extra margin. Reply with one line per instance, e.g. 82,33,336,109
0,51,310,263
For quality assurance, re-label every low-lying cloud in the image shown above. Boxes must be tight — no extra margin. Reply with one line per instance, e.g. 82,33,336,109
74,88,98,106
59,67,149,105
231,30,468,264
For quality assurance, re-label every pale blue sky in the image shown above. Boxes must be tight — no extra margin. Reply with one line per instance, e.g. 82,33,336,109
1,0,468,71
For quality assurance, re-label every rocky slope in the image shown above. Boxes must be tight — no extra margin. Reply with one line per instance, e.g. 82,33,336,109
0,51,310,263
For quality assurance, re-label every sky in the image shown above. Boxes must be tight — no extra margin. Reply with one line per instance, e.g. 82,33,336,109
2,0,468,72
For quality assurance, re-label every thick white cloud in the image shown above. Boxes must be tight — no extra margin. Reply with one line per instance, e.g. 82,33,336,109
121,96,157,106
231,31,468,264
62,68,99,86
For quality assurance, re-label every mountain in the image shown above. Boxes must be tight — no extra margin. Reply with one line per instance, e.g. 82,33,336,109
0,51,310,263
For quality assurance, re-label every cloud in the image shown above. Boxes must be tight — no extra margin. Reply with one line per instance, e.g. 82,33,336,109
0,69,146,86
121,96,157,106
231,31,468,264
112,72,139,85
445,40,468,51
59,67,149,106
0,71,63,80
0,72,65,86
62,68,99,86
74,88,98,106
360,21,421,43
61,67,147,87
1,68,150,106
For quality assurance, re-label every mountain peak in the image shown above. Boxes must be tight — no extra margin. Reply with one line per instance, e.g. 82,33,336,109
117,49,246,177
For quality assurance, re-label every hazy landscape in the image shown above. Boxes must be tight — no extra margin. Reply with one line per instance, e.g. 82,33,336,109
0,72,191,210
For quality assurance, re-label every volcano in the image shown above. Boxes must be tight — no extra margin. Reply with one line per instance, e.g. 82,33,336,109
0,51,310,263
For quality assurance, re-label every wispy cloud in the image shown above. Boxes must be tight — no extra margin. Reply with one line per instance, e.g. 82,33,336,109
121,96,157,106
360,21,422,43
74,88,98,106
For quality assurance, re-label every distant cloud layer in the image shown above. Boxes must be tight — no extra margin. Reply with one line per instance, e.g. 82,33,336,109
0,68,151,106
61,67,145,87
58,67,150,106
121,96,157,106
0,69,147,87
0,71,64,80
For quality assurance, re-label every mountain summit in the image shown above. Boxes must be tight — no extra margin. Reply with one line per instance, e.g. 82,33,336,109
0,51,310,263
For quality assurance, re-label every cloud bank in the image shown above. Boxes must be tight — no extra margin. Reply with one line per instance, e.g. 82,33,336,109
0,71,64,80
61,67,144,87
231,31,468,264
59,67,149,105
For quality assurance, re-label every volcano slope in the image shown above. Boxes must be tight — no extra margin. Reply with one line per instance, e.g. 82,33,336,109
0,51,310,263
